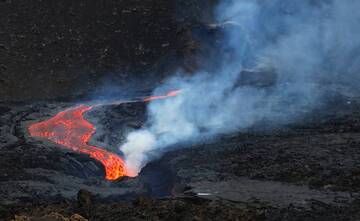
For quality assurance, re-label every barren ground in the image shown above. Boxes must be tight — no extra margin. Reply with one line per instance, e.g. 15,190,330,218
0,0,360,221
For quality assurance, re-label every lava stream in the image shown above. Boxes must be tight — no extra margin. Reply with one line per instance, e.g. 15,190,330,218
28,90,180,181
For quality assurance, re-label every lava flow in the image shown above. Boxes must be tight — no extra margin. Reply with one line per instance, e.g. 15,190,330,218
143,90,181,102
28,90,180,181
28,105,125,180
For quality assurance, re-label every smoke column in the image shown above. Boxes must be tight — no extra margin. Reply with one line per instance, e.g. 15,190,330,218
121,0,360,175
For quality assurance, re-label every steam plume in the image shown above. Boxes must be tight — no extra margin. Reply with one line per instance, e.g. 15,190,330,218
120,0,360,175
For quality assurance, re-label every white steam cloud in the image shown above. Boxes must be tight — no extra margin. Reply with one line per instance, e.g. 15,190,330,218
120,0,360,175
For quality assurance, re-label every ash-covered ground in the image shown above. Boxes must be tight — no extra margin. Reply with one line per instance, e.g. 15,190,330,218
1,0,360,221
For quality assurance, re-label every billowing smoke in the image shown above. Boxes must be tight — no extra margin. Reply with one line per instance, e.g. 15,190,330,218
121,0,360,175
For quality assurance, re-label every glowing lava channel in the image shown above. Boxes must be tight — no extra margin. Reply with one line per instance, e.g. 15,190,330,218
28,90,180,181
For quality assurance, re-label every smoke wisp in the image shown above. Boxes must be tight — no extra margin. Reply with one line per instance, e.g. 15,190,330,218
120,0,360,175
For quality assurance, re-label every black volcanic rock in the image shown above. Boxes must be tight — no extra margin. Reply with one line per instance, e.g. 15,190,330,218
0,0,191,101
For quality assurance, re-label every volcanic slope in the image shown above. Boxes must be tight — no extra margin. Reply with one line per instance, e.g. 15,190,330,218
1,94,360,220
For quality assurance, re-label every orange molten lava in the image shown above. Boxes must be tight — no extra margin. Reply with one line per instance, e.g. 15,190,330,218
28,105,126,180
28,90,180,181
143,90,181,102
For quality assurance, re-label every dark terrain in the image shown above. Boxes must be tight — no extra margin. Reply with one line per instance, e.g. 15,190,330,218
0,0,212,101
1,0,360,221
1,96,360,220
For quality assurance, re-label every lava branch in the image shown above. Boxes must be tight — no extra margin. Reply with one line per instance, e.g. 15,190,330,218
28,90,180,181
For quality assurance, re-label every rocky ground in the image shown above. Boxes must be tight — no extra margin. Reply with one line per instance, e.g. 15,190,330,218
0,92,360,220
0,0,215,101
1,0,360,220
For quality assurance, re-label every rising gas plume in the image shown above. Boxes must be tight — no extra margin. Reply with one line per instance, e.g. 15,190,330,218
121,0,360,175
